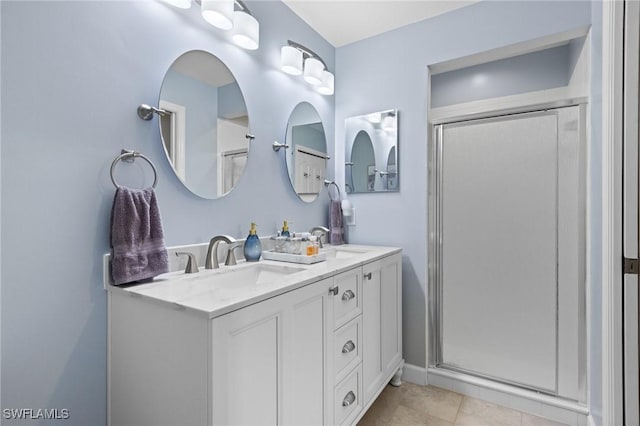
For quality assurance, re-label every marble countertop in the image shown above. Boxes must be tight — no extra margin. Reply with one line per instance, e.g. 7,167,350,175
105,244,401,319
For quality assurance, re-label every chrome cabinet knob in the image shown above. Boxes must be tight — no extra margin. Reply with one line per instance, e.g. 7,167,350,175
342,391,356,407
329,286,339,296
342,340,356,354
364,272,372,280
342,290,355,301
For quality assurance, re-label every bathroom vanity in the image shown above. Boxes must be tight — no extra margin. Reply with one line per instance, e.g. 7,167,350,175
106,244,403,426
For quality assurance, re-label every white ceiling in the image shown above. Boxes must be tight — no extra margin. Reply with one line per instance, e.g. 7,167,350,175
282,0,479,47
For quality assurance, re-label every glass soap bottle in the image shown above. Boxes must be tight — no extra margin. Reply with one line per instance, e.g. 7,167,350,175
243,222,262,262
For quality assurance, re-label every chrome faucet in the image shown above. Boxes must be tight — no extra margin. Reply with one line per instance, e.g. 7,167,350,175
206,235,241,269
309,226,329,248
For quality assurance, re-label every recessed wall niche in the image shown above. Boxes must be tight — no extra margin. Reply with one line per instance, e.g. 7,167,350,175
428,27,590,120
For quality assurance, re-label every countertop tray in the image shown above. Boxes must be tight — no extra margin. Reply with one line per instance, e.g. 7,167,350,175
262,250,327,264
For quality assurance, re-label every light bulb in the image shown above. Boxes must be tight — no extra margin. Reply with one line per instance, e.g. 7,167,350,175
317,71,334,95
281,46,303,75
231,11,259,50
201,0,234,30
303,57,324,86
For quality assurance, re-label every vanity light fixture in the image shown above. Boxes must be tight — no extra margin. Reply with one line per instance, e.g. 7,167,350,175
230,2,259,50
201,0,234,29
303,57,324,85
280,40,334,96
280,45,303,75
317,71,335,95
164,0,260,50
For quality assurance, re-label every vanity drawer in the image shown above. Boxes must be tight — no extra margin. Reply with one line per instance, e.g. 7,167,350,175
332,268,362,329
334,364,362,426
334,316,362,382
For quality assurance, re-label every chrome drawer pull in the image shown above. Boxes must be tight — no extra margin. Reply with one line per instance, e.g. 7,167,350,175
364,272,372,280
342,290,355,301
342,340,356,354
329,286,339,296
342,391,356,407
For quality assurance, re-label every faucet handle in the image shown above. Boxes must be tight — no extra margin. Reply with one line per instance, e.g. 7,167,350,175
225,242,244,266
175,252,199,273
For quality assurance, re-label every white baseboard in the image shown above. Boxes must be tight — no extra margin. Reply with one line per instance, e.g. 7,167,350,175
401,363,428,386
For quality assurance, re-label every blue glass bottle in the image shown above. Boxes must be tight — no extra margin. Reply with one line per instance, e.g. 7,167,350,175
243,222,262,262
281,220,290,237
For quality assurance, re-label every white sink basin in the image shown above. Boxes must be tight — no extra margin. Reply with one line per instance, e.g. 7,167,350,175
322,247,368,260
135,263,306,301
223,263,307,286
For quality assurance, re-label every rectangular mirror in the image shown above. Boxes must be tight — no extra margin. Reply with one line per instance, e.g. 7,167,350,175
345,109,398,193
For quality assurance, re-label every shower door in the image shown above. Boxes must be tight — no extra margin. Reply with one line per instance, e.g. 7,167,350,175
432,106,585,398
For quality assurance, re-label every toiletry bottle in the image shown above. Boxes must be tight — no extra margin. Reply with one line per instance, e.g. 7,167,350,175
281,220,291,237
243,222,262,262
306,236,315,256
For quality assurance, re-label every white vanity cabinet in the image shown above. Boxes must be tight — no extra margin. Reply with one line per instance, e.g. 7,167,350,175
211,276,333,426
107,246,402,426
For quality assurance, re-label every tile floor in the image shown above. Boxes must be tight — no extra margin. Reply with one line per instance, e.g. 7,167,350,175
357,383,569,426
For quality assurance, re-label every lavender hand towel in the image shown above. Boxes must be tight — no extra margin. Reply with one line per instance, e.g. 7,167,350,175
110,187,169,285
328,199,344,245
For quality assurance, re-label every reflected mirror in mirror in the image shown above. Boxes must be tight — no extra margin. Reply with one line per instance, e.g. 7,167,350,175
345,109,398,193
285,102,328,203
159,50,250,199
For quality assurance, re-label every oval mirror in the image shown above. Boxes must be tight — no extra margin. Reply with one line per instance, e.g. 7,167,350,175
284,102,327,203
158,50,250,199
345,109,399,193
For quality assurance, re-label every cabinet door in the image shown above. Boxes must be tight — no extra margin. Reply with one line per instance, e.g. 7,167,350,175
211,278,333,426
211,299,282,426
362,254,402,403
283,278,333,426
380,254,402,377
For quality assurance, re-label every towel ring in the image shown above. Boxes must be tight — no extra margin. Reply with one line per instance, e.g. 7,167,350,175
110,150,158,189
324,180,341,201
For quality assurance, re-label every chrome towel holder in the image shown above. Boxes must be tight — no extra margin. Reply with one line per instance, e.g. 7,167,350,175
324,180,341,201
110,149,158,189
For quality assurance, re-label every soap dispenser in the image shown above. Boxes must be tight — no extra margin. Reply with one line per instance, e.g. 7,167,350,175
281,220,291,237
243,222,262,262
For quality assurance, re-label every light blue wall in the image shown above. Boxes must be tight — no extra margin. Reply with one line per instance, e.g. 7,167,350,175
218,81,247,119
430,44,571,107
0,1,334,425
335,0,594,382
